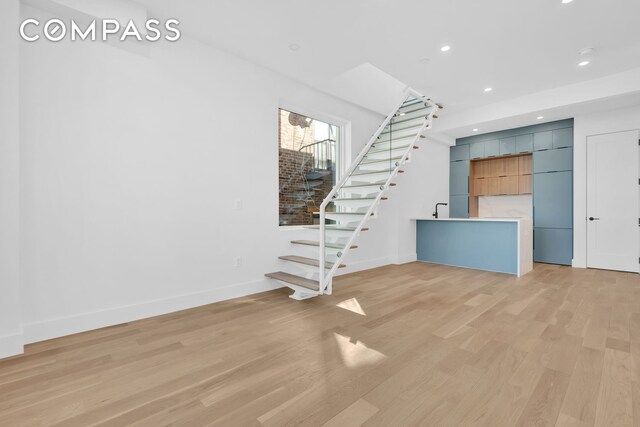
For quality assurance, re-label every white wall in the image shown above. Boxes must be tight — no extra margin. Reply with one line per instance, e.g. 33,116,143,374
573,103,640,268
11,4,452,352
391,141,451,264
0,0,24,359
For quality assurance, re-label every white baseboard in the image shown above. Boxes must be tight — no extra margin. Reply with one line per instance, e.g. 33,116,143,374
23,278,284,345
392,253,418,265
19,255,402,347
0,332,24,359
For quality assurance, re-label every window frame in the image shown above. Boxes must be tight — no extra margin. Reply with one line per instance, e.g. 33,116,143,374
277,101,351,230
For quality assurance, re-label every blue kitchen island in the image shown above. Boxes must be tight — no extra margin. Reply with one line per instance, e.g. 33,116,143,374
413,217,533,276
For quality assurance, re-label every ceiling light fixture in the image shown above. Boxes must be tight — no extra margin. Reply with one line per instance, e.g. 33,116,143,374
578,60,590,67
561,0,574,3
440,45,451,52
484,87,493,93
289,43,300,51
537,116,544,120
578,47,594,56
472,128,479,132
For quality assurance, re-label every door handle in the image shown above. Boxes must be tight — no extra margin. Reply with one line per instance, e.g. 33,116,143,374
588,217,600,221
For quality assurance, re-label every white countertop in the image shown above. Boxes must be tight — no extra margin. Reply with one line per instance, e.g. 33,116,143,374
411,217,529,223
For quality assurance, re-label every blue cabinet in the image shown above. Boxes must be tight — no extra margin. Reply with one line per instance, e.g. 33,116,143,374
534,228,572,265
532,146,573,265
500,137,516,156
450,145,470,161
485,140,500,157
533,131,553,151
449,195,469,218
553,128,573,148
515,134,533,154
450,160,470,195
533,171,572,229
470,142,485,159
417,220,518,274
451,120,574,267
533,148,573,173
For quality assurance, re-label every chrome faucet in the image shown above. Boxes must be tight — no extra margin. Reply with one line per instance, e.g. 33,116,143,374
433,203,448,219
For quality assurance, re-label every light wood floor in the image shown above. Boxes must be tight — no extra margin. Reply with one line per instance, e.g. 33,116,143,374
1,263,639,426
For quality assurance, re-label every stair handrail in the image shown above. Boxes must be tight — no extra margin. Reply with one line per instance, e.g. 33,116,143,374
298,138,336,152
318,88,438,293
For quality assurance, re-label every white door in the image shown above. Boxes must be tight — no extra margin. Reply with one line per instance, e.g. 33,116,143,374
587,130,639,273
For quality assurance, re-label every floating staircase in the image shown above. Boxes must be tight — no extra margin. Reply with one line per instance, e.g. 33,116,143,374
266,89,440,299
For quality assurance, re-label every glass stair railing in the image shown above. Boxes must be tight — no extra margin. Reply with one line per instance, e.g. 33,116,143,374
265,89,440,300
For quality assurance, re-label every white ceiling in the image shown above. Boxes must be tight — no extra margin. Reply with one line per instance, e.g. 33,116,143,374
139,0,640,115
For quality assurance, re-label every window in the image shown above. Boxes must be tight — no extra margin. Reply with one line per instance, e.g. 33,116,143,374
278,108,340,226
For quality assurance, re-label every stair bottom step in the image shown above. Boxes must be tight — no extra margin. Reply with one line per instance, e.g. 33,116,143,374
279,255,346,269
265,272,319,291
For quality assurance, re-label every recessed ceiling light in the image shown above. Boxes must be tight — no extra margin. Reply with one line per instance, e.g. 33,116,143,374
440,45,451,52
561,0,573,3
472,128,479,132
537,116,544,120
484,87,493,93
420,57,431,63
289,43,300,51
578,60,590,67
578,47,594,56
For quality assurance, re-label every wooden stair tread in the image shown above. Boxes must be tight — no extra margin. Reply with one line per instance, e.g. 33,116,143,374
317,211,368,215
360,156,404,165
352,169,403,176
264,272,319,291
332,197,387,201
304,226,369,232
291,240,357,249
343,182,396,188
380,123,425,135
279,255,346,269
332,197,376,201
367,144,412,154
374,134,425,145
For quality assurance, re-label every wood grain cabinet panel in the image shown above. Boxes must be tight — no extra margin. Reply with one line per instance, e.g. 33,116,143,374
486,177,501,196
472,178,486,196
470,153,532,197
500,176,519,195
473,160,486,179
519,175,532,194
485,159,502,178
503,157,519,176
519,156,532,175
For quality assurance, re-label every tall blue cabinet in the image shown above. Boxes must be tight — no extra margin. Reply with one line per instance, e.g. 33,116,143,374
450,119,574,266
449,145,470,218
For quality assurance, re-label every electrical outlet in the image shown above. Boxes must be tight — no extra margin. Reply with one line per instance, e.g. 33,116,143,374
235,257,242,267
235,199,243,210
